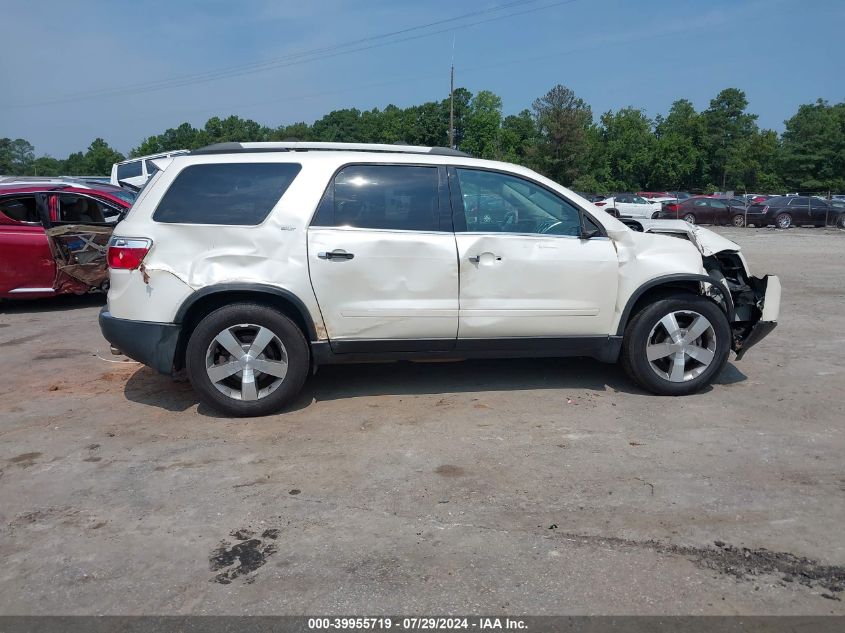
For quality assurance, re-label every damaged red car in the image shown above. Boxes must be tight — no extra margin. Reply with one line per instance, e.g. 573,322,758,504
0,183,129,299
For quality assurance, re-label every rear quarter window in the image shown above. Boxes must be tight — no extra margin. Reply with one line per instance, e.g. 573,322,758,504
117,160,143,180
152,163,302,225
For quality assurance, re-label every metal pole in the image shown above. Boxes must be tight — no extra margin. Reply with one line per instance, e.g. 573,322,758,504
448,64,455,149
448,35,455,150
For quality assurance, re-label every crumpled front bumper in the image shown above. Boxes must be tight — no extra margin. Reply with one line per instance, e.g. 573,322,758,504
733,275,780,360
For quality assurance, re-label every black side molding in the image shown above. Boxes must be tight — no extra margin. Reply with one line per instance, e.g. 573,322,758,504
313,336,623,365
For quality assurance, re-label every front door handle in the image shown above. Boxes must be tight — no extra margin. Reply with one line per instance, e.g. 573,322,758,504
469,253,502,263
317,249,355,260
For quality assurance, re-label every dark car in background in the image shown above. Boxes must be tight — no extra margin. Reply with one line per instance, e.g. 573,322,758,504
658,196,747,225
744,196,845,229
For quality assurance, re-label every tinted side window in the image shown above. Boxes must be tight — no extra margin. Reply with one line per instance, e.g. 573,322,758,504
319,165,439,231
117,160,142,180
0,196,38,223
153,163,302,225
57,194,120,224
456,168,582,237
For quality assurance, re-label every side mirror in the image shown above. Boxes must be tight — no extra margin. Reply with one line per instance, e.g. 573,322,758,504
580,226,600,240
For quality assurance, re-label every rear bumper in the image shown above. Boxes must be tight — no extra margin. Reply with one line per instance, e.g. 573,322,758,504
99,308,181,375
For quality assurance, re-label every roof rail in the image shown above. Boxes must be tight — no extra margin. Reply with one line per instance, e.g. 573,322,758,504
190,141,471,157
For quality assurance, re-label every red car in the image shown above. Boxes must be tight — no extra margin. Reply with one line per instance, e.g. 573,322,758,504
637,191,671,199
0,184,129,299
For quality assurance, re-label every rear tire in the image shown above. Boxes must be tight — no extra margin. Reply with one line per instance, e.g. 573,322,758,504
682,213,696,224
186,303,309,417
731,214,746,227
836,214,845,229
776,212,792,229
621,294,731,396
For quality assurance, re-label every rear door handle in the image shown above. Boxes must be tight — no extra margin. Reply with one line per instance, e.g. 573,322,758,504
317,249,354,260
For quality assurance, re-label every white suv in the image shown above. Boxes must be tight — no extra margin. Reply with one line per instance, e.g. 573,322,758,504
99,142,780,416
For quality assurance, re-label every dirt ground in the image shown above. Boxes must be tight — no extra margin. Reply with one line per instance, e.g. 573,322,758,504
1,226,843,615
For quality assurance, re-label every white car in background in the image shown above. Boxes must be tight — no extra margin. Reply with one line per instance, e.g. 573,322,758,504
111,150,189,189
595,193,663,219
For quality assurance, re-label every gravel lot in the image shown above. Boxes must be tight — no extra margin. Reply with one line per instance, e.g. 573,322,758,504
1,226,843,615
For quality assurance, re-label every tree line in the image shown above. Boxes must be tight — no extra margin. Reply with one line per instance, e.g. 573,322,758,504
2,84,843,193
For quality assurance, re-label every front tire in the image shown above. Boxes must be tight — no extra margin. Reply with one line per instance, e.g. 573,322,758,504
186,303,309,417
621,294,731,396
836,214,845,229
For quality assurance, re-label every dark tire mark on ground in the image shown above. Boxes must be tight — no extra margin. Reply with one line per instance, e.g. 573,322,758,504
8,452,42,468
34,348,88,360
554,533,845,596
2,334,41,347
435,464,465,477
209,528,280,584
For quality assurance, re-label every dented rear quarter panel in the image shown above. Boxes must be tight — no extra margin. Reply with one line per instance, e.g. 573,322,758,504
107,154,336,336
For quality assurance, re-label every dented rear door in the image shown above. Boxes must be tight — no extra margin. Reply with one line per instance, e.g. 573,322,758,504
307,164,459,351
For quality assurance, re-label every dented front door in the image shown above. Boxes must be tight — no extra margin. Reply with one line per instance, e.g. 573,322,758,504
450,167,619,339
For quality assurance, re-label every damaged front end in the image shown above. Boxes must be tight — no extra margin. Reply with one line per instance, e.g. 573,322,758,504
628,219,781,360
703,251,780,359
44,224,113,295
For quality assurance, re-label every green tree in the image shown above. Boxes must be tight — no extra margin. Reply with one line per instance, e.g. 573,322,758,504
725,129,782,192
83,138,124,175
531,84,592,185
0,138,35,175
460,90,502,159
63,151,88,175
651,99,706,190
702,88,758,190
499,109,537,164
780,99,845,192
597,107,655,191
442,87,473,148
32,156,63,176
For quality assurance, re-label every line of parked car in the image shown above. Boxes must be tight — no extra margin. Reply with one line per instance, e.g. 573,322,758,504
1,155,841,305
577,191,845,229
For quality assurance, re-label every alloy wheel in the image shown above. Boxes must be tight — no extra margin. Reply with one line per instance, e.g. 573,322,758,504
205,324,289,401
646,310,717,383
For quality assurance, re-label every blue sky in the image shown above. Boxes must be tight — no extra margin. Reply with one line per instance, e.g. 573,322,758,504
1,0,843,157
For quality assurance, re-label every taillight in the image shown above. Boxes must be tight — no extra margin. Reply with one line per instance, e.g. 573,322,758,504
666,204,679,212
594,201,607,206
107,237,152,270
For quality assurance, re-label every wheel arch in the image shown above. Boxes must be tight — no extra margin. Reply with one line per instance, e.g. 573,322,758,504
615,274,734,337
173,284,320,370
